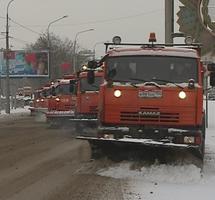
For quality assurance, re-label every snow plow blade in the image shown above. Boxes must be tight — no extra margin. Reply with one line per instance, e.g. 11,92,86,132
76,136,199,150
76,136,204,169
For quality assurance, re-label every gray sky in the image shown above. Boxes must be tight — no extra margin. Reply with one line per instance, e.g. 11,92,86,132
0,0,181,58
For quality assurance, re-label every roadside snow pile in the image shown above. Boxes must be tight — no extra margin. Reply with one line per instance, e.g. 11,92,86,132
97,162,202,184
0,107,30,120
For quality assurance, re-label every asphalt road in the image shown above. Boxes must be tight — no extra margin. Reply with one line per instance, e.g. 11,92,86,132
0,116,124,200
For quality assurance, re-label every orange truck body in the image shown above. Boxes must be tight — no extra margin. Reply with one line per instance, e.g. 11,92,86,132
69,70,104,132
46,75,77,124
29,83,53,115
75,71,103,118
79,40,206,159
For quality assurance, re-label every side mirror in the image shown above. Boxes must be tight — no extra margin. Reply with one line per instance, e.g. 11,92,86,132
207,63,215,87
207,63,215,72
51,87,56,96
210,72,215,87
69,80,77,94
87,70,95,84
88,60,97,69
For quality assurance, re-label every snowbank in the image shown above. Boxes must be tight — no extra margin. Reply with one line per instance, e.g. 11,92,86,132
97,100,215,200
0,107,30,121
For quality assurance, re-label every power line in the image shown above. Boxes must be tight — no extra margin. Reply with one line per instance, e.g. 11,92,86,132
0,15,41,35
3,9,163,28
9,18,42,35
9,36,31,44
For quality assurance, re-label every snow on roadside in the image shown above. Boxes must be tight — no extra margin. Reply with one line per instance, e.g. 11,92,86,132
0,107,30,121
98,162,202,183
97,101,215,200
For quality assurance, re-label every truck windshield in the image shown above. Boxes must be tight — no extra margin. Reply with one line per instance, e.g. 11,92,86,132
80,77,103,92
55,84,72,95
42,88,51,97
106,56,198,84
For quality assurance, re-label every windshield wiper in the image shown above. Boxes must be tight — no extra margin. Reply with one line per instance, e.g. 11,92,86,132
151,78,184,89
130,78,161,89
112,79,138,88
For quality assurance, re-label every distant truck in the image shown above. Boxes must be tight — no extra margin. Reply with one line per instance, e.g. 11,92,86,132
78,33,214,167
46,75,77,126
70,68,104,134
29,83,53,116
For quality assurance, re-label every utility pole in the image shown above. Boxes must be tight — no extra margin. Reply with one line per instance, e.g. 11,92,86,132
5,0,15,114
165,0,174,43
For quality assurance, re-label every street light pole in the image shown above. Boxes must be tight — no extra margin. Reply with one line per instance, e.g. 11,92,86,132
47,15,68,79
47,15,68,49
5,0,15,114
73,28,94,73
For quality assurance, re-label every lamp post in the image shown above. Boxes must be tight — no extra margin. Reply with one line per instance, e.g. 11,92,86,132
73,28,94,73
47,15,68,79
47,15,68,49
5,0,15,114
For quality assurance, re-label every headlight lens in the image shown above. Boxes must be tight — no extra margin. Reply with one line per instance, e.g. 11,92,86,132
40,99,44,102
36,99,40,102
178,91,186,99
114,90,122,98
55,97,60,102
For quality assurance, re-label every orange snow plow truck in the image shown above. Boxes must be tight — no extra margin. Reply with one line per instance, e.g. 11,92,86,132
46,75,77,126
70,68,104,134
77,33,214,167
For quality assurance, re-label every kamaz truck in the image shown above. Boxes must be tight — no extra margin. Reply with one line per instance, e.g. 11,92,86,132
77,33,215,167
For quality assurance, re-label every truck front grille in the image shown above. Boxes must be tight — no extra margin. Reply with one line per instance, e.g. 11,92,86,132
120,108,179,123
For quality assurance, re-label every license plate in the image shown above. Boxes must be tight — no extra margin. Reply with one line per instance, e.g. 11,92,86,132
138,90,162,98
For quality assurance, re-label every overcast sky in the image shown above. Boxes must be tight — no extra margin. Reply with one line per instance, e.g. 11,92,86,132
0,0,182,58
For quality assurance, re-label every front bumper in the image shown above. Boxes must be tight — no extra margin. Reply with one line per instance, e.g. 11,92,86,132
77,136,199,150
78,125,202,149
46,110,75,118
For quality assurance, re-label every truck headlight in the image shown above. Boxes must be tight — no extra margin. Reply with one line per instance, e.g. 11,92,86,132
40,99,44,102
178,91,186,99
114,90,122,98
36,99,40,102
55,97,60,102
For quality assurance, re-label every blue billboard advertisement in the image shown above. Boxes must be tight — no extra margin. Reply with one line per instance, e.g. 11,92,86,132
0,50,49,77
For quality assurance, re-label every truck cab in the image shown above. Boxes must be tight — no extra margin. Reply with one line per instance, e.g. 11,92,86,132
46,75,77,126
71,69,104,134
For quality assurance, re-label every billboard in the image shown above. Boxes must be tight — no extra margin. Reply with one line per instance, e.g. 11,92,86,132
0,50,49,77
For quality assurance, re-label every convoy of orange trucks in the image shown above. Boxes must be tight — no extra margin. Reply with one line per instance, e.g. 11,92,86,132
76,33,215,167
28,33,215,167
